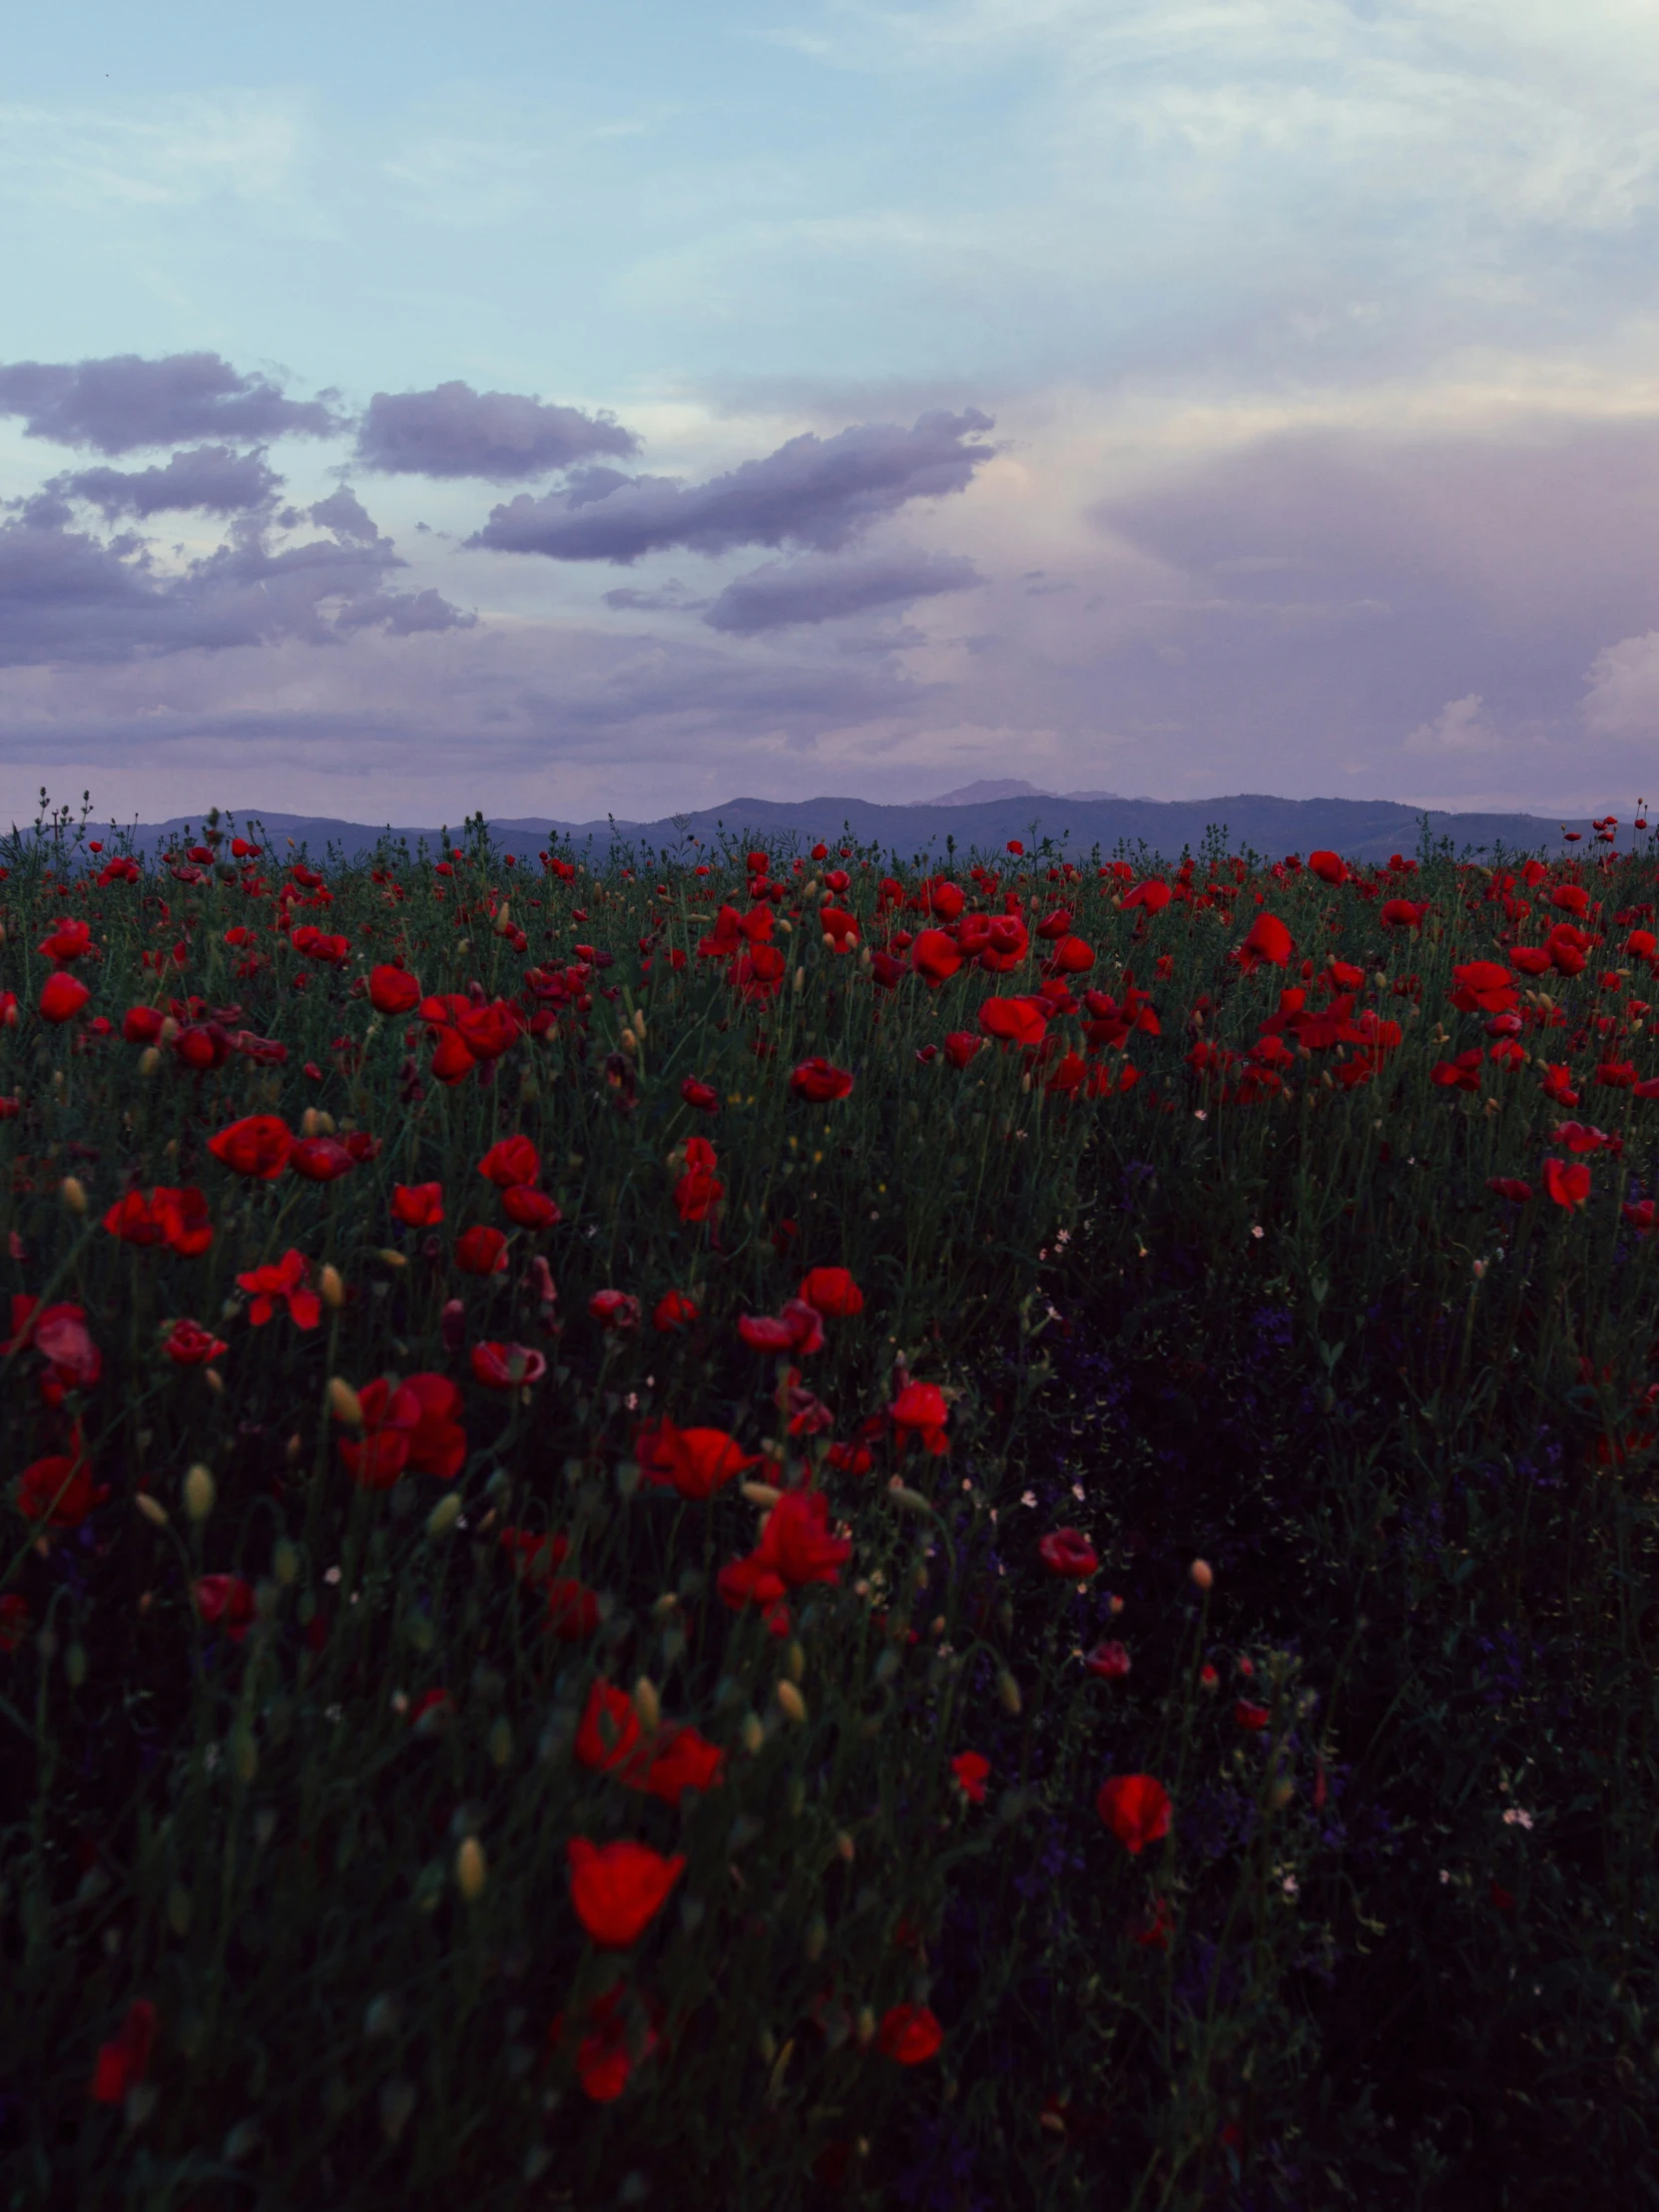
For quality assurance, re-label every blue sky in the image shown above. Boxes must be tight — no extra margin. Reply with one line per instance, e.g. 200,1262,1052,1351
2,0,1658,825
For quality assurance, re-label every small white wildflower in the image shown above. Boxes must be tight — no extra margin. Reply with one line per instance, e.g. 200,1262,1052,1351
1502,1807,1534,1830
1020,1490,1037,1508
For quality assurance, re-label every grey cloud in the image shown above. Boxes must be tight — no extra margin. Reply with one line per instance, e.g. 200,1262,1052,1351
308,486,383,544
0,505,471,668
54,445,281,519
703,548,984,633
354,380,638,481
603,580,709,613
469,409,995,564
0,352,345,455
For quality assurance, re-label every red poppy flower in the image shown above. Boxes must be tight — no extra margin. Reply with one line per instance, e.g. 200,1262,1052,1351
1234,1699,1271,1731
680,1077,721,1113
1122,877,1171,914
163,1317,227,1365
88,1999,159,2105
1044,934,1096,976
575,1678,643,1774
798,1265,864,1318
1307,849,1347,885
502,1184,561,1228
889,1381,949,1453
673,1136,725,1224
739,1298,826,1356
550,1986,662,2103
631,1724,725,1806
1486,1177,1533,1204
102,1185,213,1256
1551,883,1591,915
455,1225,509,1276
1085,1639,1131,1680
1130,1896,1176,1949
289,1137,355,1183
950,1751,989,1804
194,1574,256,1643
1542,1157,1590,1210
1234,914,1293,973
208,1115,294,1180
942,1031,984,1069
236,1249,321,1329
652,1290,699,1333
39,972,91,1023
1096,1773,1173,1855
38,917,92,964
1038,1527,1099,1578
977,995,1047,1047
339,1374,467,1486
590,1289,642,1331
650,1419,762,1500
546,1576,603,1639
911,930,963,987
1430,1051,1483,1094
18,1450,107,1528
566,1837,685,1948
1449,961,1518,1015
470,1341,547,1389
877,2004,943,2064
122,1004,165,1043
391,1182,444,1227
751,1486,852,1588
479,1134,540,1189
790,1056,854,1103
368,963,422,1015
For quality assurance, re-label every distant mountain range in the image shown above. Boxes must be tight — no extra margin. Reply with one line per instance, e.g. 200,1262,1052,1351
55,789,1616,867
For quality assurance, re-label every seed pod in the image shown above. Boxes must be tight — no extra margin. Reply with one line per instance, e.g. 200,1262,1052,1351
59,1176,87,1215
784,1640,806,1684
1190,1558,1214,1592
135,1493,169,1529
776,1680,808,1725
327,1377,363,1430
183,1463,216,1522
138,1046,162,1076
804,1914,828,1962
741,1712,765,1755
855,2006,876,2049
997,1669,1022,1716
427,1493,463,1539
835,1830,855,1863
633,1676,662,1733
318,1265,345,1310
455,1837,487,1900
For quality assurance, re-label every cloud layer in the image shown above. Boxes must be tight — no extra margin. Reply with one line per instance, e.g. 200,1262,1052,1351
354,380,639,481
469,409,997,563
704,547,984,632
0,351,343,454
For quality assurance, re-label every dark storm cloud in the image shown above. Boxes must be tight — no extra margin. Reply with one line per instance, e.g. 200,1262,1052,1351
354,380,639,481
468,409,996,564
0,353,346,454
703,547,984,633
0,501,471,668
54,444,282,520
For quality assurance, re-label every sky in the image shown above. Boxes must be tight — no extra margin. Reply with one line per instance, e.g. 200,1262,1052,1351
2,0,1658,828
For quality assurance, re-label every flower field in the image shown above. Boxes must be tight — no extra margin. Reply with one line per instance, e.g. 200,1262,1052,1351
5,802,1659,2208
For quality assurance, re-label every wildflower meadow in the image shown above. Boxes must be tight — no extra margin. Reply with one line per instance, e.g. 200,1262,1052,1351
5,797,1659,2209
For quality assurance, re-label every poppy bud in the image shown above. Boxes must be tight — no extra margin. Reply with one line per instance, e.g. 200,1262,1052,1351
492,901,513,935
1190,1558,1214,1592
741,1712,765,1754
136,1491,169,1528
835,1831,855,1861
319,1265,344,1310
805,1914,828,1961
776,1680,808,1724
794,967,806,993
633,1676,662,1733
855,2006,876,2049
742,1480,784,1508
378,1248,408,1269
183,1463,216,1522
60,1175,87,1215
619,1029,637,1057
785,1639,806,1683
1270,1778,1296,1810
997,1669,1022,1715
139,1046,162,1076
427,1493,463,1538
274,1538,299,1585
327,1378,363,1429
455,1837,487,1900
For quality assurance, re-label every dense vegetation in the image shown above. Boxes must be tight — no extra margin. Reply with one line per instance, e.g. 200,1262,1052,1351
4,796,1659,2209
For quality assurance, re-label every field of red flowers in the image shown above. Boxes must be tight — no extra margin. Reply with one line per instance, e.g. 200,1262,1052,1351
5,800,1659,2209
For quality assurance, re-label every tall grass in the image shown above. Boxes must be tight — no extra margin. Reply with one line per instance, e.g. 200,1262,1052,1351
3,802,1658,2207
